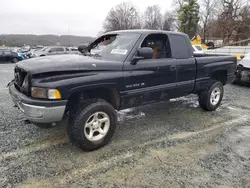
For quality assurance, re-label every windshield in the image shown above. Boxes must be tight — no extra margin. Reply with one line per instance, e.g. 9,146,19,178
90,33,141,61
244,52,250,59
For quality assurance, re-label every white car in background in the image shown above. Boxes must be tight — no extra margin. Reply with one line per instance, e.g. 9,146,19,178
235,52,250,84
192,45,205,55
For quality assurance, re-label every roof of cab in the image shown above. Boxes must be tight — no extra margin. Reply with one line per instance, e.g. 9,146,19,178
105,29,183,35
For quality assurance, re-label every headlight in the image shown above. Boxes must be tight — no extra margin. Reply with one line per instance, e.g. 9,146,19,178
31,87,61,99
22,75,29,89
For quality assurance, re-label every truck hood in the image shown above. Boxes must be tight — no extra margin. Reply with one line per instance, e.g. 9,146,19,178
16,54,123,74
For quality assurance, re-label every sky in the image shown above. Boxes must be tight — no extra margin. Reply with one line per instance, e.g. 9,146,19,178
0,0,173,37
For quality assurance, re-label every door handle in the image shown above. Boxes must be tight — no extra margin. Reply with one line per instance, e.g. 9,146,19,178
169,65,177,71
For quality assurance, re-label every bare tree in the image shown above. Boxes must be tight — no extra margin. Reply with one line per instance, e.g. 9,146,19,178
217,0,243,44
234,5,250,41
200,0,216,42
103,2,141,32
162,11,176,31
143,5,162,30
173,0,185,8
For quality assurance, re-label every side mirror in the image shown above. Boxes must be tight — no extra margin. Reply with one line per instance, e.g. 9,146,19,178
138,47,153,59
240,55,245,59
131,47,153,65
78,45,88,53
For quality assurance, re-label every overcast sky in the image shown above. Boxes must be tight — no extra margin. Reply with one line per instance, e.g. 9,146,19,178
0,0,173,37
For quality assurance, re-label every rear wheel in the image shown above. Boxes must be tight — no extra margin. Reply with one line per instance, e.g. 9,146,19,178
67,99,117,151
199,82,224,111
12,58,19,63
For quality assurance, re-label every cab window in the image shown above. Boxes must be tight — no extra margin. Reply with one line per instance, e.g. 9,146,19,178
169,34,190,59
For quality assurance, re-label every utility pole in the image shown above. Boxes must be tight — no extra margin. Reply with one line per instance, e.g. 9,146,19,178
68,24,71,47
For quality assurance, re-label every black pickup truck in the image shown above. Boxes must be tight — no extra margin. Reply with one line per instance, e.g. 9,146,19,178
9,30,237,151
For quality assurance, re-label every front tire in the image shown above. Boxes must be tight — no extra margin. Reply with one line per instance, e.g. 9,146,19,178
199,82,224,111
67,99,117,151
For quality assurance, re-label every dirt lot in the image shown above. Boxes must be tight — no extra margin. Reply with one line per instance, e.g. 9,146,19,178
1,63,250,188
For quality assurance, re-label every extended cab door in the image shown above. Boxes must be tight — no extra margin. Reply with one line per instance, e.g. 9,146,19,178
168,34,196,97
122,33,177,108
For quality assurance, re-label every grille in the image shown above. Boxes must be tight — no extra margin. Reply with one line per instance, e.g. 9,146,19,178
14,67,29,95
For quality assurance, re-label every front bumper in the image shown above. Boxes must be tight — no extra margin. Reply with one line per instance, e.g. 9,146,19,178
9,84,67,123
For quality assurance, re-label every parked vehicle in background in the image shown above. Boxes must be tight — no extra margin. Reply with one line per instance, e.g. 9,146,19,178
68,47,78,51
9,30,236,151
0,48,24,63
26,45,44,58
11,48,26,60
34,45,44,50
192,45,205,55
31,46,69,57
21,45,31,53
234,52,250,84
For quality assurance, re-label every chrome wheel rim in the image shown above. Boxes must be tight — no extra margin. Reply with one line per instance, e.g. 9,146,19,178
84,112,110,142
210,87,221,106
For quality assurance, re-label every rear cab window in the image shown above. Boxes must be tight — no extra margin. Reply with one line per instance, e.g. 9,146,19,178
169,34,191,59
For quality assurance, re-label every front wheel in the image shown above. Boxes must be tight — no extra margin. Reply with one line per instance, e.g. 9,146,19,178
199,82,224,111
67,99,117,151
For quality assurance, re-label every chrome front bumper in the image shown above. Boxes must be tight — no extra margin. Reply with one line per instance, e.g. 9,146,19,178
9,84,67,123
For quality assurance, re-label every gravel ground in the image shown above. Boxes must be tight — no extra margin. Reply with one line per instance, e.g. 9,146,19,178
1,62,250,188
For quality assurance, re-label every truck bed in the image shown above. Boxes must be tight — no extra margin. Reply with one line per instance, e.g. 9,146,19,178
194,55,237,92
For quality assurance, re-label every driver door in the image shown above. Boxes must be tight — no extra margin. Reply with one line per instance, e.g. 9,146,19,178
122,33,177,108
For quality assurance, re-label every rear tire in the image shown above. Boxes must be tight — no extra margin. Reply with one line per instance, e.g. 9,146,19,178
67,99,117,151
12,58,19,63
198,82,224,111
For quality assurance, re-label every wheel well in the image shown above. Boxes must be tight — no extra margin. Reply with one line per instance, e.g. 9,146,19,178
67,87,121,110
211,70,227,85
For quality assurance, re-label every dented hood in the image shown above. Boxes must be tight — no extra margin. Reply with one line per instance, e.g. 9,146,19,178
16,54,123,74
